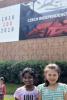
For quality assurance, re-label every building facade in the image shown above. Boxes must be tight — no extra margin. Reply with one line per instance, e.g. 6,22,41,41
0,0,67,61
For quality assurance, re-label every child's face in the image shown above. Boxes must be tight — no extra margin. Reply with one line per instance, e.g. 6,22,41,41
44,69,59,85
22,72,34,86
0,80,3,84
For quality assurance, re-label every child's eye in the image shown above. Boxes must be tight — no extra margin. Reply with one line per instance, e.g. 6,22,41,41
24,76,33,79
48,74,51,76
53,74,56,76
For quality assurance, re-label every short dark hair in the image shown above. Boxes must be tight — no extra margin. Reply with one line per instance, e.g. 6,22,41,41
22,67,35,78
0,77,5,82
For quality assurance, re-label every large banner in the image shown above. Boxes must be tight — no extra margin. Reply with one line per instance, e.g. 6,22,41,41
0,4,20,42
0,0,67,42
19,0,67,39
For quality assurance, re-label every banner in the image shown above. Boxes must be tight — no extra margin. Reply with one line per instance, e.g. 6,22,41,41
0,4,20,42
0,0,67,42
19,0,67,39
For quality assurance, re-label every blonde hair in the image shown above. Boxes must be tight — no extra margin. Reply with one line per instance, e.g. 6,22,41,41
44,63,60,74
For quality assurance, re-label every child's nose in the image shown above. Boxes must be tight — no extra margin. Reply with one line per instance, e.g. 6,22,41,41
25,78,30,81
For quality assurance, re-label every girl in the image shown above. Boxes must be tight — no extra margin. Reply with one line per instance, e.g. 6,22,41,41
38,63,67,100
14,67,39,100
0,77,6,100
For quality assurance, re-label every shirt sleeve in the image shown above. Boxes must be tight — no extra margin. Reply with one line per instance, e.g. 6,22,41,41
63,84,67,93
35,86,39,95
37,83,45,95
3,84,6,95
14,88,21,100
37,84,42,93
34,86,40,99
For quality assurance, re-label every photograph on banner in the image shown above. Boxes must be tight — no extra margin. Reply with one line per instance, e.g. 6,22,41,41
19,0,67,39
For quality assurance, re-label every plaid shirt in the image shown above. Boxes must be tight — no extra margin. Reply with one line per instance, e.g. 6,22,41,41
38,83,67,100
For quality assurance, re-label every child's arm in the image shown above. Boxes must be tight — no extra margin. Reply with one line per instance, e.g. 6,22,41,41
64,84,67,100
3,84,6,95
38,93,42,100
37,84,44,100
14,88,20,100
15,97,19,100
64,93,67,100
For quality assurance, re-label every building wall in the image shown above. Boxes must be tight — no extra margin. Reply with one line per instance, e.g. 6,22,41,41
0,0,67,61
0,0,30,8
0,36,67,61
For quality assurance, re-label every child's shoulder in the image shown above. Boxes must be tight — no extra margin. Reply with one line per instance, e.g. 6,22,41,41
58,83,67,93
15,86,25,92
38,83,45,87
58,83,67,89
58,83,67,87
32,86,39,93
37,83,45,92
37,83,45,89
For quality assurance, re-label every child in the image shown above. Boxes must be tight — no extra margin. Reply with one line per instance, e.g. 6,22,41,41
38,63,67,100
0,77,6,100
14,67,39,100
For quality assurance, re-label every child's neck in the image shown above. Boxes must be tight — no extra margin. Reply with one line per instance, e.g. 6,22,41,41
48,83,58,90
25,85,34,91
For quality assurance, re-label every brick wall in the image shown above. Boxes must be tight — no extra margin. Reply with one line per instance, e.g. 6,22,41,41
0,36,67,61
